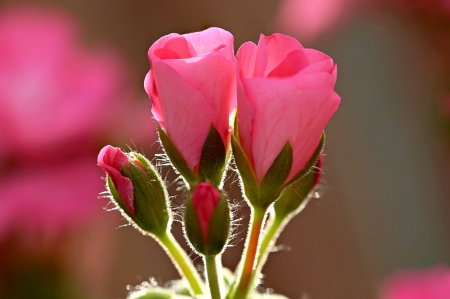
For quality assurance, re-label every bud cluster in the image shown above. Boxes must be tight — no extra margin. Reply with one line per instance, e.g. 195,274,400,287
97,27,339,299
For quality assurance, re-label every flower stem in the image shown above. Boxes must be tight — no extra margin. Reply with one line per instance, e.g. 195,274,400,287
205,255,222,299
157,232,205,295
250,214,285,290
229,206,267,299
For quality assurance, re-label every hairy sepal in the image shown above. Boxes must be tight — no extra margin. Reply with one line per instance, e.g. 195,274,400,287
184,195,230,256
158,125,197,187
273,166,316,219
258,141,293,208
199,124,227,187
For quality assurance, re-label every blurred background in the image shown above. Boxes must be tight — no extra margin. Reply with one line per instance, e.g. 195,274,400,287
0,0,449,298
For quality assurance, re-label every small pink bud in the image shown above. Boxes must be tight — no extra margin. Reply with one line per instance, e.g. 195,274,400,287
191,183,221,240
97,145,135,214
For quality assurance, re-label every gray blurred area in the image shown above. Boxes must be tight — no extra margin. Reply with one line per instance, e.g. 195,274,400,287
1,1,449,299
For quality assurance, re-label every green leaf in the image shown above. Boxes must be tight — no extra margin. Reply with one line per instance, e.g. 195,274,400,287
259,141,293,208
231,135,260,205
284,132,325,188
199,124,227,186
158,125,197,186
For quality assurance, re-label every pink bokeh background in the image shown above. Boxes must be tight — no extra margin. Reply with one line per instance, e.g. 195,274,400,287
0,1,449,299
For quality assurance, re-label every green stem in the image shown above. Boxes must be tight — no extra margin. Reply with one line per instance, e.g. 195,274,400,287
205,255,221,299
229,206,267,299
250,214,285,290
157,232,205,295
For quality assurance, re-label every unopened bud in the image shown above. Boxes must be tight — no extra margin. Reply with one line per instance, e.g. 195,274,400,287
98,145,170,236
184,183,230,255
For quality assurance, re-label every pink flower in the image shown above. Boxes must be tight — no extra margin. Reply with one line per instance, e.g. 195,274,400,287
0,6,143,242
0,160,105,242
97,146,136,215
379,265,450,299
192,183,221,240
236,33,340,182
144,27,236,171
0,6,129,163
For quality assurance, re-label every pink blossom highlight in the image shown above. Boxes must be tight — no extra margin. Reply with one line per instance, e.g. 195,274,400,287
379,265,450,299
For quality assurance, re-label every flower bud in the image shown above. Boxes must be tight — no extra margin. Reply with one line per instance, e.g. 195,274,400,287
98,145,170,236
184,183,230,256
273,157,322,219
146,27,236,189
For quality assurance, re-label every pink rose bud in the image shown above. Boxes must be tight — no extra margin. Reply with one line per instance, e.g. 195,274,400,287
144,27,236,184
236,33,340,184
98,145,135,214
379,265,450,299
98,145,170,235
192,183,221,239
184,183,230,255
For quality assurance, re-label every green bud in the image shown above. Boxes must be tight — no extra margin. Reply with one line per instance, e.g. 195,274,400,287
184,183,230,256
99,145,170,237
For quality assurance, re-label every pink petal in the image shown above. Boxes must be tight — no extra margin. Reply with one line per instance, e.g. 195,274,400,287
162,54,236,145
267,49,310,78
192,183,220,240
243,78,340,181
237,41,258,79
151,58,217,169
148,33,195,61
254,33,305,77
97,146,135,214
144,70,165,127
184,27,234,58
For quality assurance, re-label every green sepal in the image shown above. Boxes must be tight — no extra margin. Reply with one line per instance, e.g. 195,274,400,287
258,141,293,208
184,197,205,253
184,195,230,256
284,132,325,187
124,160,170,236
199,124,227,186
273,165,316,219
231,135,259,204
127,287,191,299
107,175,133,218
158,125,197,187
206,195,231,255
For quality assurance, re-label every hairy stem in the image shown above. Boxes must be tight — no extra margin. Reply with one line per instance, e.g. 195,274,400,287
157,232,205,295
205,255,222,299
229,206,267,299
